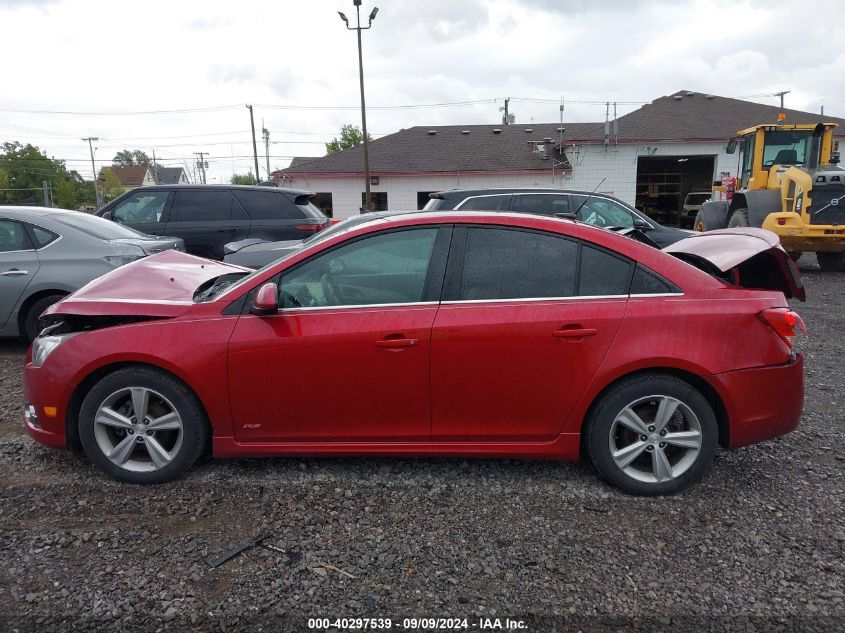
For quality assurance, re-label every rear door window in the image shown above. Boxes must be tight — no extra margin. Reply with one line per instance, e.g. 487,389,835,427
233,189,305,219
511,194,571,216
456,227,577,300
578,246,633,296
172,190,238,222
456,194,512,211
0,219,34,252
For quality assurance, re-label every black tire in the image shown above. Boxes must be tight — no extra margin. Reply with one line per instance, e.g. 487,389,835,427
817,252,845,272
787,251,803,262
22,294,65,342
728,207,750,228
78,367,209,484
585,373,718,496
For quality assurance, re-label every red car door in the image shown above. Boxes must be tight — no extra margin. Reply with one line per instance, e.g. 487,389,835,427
431,226,630,441
228,226,449,442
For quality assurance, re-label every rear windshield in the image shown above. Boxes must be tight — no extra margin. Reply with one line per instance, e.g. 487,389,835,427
295,198,327,219
49,212,151,240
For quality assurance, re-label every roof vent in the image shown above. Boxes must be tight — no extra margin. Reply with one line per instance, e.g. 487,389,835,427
492,128,502,134
686,91,695,97
673,95,683,101
427,130,437,135
524,128,533,133
460,130,470,135
706,94,715,100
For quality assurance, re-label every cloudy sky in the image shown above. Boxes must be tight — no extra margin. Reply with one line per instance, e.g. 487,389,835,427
1,0,843,183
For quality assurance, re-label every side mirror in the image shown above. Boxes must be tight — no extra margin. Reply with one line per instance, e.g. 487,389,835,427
726,139,737,154
102,210,113,220
633,217,651,230
250,282,278,315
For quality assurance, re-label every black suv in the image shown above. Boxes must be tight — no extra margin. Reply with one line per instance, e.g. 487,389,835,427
95,185,330,260
424,188,690,248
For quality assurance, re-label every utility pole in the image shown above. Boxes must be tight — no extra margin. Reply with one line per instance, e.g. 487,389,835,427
152,149,159,184
246,105,261,184
338,1,378,212
42,181,51,207
774,90,790,109
82,137,103,207
262,122,271,181
500,97,511,124
194,152,208,184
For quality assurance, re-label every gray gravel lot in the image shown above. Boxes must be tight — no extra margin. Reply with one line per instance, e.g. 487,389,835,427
0,255,843,633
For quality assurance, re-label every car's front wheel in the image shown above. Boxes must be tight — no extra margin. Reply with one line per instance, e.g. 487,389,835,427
79,367,208,484
585,374,718,496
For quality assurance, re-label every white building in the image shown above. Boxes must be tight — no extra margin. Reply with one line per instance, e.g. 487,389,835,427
274,90,845,223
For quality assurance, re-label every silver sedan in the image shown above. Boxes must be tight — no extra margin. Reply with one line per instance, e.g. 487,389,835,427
0,206,184,341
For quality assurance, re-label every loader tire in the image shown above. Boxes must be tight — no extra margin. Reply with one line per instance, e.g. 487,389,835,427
817,252,845,272
728,208,750,228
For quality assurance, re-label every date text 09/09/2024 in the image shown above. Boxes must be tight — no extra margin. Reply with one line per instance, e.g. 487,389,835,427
307,617,529,630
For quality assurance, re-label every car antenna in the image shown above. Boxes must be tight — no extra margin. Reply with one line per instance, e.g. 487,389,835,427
573,177,607,217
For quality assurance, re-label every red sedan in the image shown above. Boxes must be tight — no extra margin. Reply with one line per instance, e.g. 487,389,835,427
23,212,806,495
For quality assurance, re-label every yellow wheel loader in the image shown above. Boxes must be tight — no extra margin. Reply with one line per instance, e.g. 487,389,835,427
694,122,845,271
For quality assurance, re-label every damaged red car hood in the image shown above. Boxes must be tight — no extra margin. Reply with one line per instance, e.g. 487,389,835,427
663,227,805,300
45,250,250,318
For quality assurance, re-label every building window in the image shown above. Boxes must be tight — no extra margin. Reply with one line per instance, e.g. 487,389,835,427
312,193,333,218
362,192,388,212
417,192,435,209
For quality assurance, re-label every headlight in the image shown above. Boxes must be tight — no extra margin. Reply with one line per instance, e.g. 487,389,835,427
31,333,78,367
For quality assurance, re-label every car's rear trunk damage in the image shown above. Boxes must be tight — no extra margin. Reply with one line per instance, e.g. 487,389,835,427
663,227,806,300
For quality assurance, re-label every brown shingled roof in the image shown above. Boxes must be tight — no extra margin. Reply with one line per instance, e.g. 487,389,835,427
280,90,845,176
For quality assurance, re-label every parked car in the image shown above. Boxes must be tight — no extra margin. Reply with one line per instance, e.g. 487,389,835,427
0,206,183,341
681,191,714,229
424,188,691,247
224,211,397,268
95,185,330,260
25,213,805,496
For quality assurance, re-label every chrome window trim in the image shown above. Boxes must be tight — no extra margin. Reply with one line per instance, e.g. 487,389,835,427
277,301,440,313
441,293,684,305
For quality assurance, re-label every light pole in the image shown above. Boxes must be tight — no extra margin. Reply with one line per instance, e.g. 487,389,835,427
338,1,378,212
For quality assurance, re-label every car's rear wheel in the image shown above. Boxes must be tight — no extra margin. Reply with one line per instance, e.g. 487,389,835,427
22,294,65,342
817,252,845,272
79,367,208,484
586,374,718,496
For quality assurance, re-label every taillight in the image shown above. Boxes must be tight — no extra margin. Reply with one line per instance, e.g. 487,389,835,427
758,308,807,349
294,224,323,233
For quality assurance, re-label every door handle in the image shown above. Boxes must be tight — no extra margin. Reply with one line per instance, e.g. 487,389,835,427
1,269,28,277
375,338,418,349
553,327,598,339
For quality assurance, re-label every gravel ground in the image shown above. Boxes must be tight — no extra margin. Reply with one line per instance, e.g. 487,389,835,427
1,255,843,633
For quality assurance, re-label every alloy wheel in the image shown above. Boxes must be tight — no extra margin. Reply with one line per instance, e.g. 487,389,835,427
609,394,703,483
93,387,184,473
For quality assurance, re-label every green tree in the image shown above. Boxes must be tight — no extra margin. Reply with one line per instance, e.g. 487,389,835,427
325,124,372,155
98,167,125,202
230,172,255,185
0,141,95,209
112,149,152,167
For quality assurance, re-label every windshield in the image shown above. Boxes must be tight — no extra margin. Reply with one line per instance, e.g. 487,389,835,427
762,131,812,166
49,212,152,240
